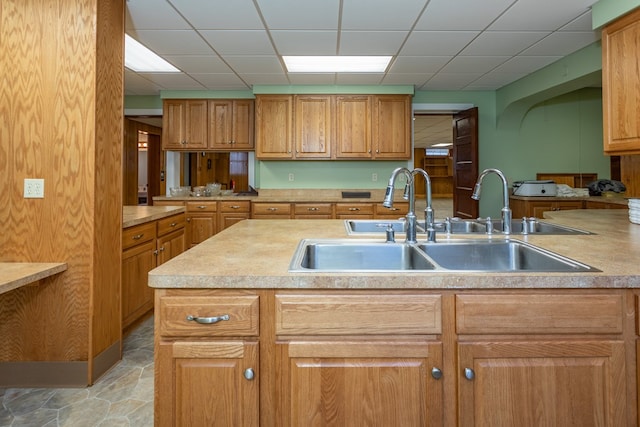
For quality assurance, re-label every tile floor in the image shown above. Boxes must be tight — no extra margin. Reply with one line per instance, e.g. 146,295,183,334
0,316,154,427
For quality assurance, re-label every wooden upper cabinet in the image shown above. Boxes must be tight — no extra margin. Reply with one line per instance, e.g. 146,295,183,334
162,99,208,150
294,95,332,159
335,95,372,159
372,95,412,159
208,99,255,151
255,95,294,159
602,8,640,155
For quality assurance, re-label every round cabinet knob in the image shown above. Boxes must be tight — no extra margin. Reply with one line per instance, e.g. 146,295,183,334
244,368,255,380
431,367,443,380
464,367,475,380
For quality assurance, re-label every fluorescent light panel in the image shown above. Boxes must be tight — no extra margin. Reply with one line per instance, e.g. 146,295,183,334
125,34,180,73
283,56,392,73
432,143,453,147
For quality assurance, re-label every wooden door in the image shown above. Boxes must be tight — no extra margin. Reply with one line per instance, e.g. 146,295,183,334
278,340,442,426
452,107,479,219
458,340,626,427
335,95,372,158
156,340,259,427
256,95,294,159
295,95,332,159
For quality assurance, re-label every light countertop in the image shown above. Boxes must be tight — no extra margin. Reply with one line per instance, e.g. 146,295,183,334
123,205,185,228
148,209,640,290
0,262,67,295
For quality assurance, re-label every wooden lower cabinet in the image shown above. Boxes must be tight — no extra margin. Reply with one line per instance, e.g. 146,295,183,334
278,340,442,426
458,340,625,427
185,201,217,247
218,200,251,232
154,289,636,426
335,202,374,219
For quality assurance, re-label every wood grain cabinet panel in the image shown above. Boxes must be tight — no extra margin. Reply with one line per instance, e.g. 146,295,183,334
371,95,412,159
335,95,373,158
162,99,208,150
251,202,292,219
208,99,254,151
294,95,332,159
602,8,640,155
335,202,374,219
255,95,294,159
185,202,218,247
293,203,333,219
218,200,251,232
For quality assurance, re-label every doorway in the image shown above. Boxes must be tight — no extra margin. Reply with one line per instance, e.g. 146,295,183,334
123,117,163,205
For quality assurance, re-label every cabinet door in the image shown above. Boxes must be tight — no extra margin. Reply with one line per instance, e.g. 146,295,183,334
186,214,216,247
256,95,294,159
157,229,185,266
372,95,411,159
219,212,250,232
458,340,626,427
184,100,208,149
231,99,255,150
294,95,332,159
156,340,259,427
163,100,208,150
278,340,442,426
602,8,640,154
335,95,372,158
163,100,187,149
122,239,156,329
208,100,233,149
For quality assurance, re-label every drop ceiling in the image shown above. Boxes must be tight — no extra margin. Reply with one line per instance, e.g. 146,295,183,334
125,0,601,96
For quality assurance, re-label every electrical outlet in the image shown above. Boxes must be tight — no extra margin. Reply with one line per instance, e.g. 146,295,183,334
288,173,295,182
372,173,378,182
24,178,45,198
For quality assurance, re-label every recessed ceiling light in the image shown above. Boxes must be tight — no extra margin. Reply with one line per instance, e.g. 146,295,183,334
283,56,392,73
432,143,453,147
125,34,180,73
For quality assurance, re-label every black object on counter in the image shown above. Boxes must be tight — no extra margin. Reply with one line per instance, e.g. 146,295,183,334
235,186,259,196
587,179,626,196
342,191,371,199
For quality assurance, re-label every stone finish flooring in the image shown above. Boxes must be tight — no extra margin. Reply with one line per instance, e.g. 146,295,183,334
0,316,154,427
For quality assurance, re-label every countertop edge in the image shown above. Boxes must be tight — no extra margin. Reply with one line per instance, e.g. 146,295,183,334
0,262,68,295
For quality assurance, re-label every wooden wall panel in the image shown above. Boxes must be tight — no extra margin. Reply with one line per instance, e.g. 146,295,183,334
0,0,123,385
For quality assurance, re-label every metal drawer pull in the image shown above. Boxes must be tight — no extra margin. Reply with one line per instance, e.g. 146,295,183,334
170,222,177,227
197,205,207,209
464,368,475,380
307,207,319,211
132,234,144,240
267,207,278,211
244,368,255,380
431,367,443,380
230,205,241,209
348,207,360,211
186,314,230,324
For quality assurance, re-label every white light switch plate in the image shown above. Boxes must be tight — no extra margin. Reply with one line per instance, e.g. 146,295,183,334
24,178,45,198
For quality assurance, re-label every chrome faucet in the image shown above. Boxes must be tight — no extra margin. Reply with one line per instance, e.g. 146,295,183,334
411,168,436,242
383,167,436,243
471,168,512,234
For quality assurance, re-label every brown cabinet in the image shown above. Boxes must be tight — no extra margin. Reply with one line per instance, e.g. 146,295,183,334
374,201,409,219
255,95,294,159
155,290,260,427
185,201,218,247
218,200,251,232
208,99,254,151
335,202,374,219
423,155,453,197
293,203,333,219
456,293,626,426
602,8,640,155
294,95,333,159
510,198,584,218
335,95,373,159
162,99,208,150
371,95,412,159
122,213,185,330
251,202,292,219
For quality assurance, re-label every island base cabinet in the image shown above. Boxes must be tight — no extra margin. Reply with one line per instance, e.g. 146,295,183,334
277,341,443,426
155,340,259,427
458,340,627,427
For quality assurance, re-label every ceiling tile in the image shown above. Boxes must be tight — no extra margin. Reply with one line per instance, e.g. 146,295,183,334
339,31,409,55
382,73,432,86
239,73,291,86
125,0,190,30
189,73,250,89
167,0,264,29
390,56,452,73
270,30,338,55
416,0,514,30
136,73,207,90
341,0,428,30
133,30,212,55
423,73,485,90
439,56,511,74
335,73,385,85
488,0,597,31
492,56,562,74
162,55,232,74
199,30,275,55
256,0,340,29
521,31,601,56
223,56,285,74
401,31,479,56
288,74,337,85
459,31,551,56
560,11,593,31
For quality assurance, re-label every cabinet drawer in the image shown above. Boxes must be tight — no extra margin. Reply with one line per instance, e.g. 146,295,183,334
456,293,623,335
122,222,156,250
335,203,374,215
186,201,217,213
375,202,408,216
275,293,441,335
219,200,251,213
158,295,259,337
293,203,333,216
252,202,291,216
157,213,186,237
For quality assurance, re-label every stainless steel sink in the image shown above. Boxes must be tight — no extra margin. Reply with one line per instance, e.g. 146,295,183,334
290,239,437,272
345,218,591,235
289,239,599,273
416,240,599,272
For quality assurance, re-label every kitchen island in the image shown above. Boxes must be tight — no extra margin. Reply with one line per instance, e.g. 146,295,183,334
149,209,640,426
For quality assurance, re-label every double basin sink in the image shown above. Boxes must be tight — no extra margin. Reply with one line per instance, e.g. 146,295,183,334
288,219,598,273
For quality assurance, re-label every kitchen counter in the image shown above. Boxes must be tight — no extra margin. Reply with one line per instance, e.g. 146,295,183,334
148,209,640,290
510,193,629,206
123,205,186,228
0,262,67,295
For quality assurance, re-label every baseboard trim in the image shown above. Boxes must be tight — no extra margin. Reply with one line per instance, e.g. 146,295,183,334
0,340,122,387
